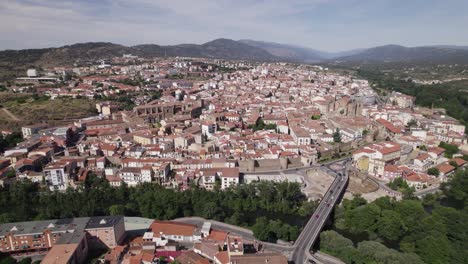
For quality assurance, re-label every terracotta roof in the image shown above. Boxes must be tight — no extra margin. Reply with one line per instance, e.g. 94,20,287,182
450,158,466,167
41,243,78,264
405,173,431,183
428,147,445,155
376,118,403,134
176,251,210,264
230,253,288,264
150,221,196,237
436,163,456,174
206,229,228,242
221,168,239,178
214,251,229,264
415,153,431,161
384,165,401,173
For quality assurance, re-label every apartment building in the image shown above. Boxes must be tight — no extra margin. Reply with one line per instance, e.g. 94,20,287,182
119,167,153,186
21,124,48,138
43,160,77,191
0,216,125,256
199,168,240,190
353,141,401,181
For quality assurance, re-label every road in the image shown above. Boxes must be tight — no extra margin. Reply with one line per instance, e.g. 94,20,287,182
365,175,402,198
171,158,351,264
415,185,441,197
290,159,350,264
366,174,441,198
1,107,20,121
173,216,294,252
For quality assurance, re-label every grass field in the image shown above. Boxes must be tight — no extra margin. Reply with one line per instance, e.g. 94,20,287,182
0,92,97,130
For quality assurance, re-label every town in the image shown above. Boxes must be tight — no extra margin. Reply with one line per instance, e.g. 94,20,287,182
0,54,467,264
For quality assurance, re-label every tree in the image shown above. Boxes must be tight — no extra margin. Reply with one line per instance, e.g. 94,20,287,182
333,129,342,143
387,177,409,191
109,204,125,216
439,142,459,158
394,200,426,230
440,169,468,209
0,255,16,264
4,170,15,179
326,168,468,264
422,193,437,207
427,167,440,176
402,186,416,200
407,119,417,128
415,235,450,264
343,195,367,210
18,257,32,264
319,230,355,256
377,210,405,241
357,241,424,264
449,160,458,169
252,217,276,242
0,132,23,153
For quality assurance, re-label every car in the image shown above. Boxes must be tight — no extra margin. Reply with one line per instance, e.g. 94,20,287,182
315,214,319,218
326,203,330,207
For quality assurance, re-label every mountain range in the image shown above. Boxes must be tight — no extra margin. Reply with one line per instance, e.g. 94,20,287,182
1,38,468,71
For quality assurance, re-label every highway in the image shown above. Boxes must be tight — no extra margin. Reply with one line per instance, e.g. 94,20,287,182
290,159,350,264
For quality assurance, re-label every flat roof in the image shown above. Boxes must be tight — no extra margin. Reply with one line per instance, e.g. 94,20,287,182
0,216,123,237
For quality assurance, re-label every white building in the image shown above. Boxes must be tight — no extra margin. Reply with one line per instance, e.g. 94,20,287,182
220,168,240,190
44,161,77,191
27,69,38,77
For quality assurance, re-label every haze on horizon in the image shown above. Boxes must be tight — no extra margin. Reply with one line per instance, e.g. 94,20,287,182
1,0,467,52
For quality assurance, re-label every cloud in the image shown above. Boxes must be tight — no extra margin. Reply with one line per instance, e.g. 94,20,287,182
1,0,468,51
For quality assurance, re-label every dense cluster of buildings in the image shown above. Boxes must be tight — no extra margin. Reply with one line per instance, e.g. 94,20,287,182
352,96,467,189
1,56,467,193
117,220,287,264
0,53,467,263
0,215,287,264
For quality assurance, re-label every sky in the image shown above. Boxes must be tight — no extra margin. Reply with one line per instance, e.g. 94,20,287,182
1,0,468,52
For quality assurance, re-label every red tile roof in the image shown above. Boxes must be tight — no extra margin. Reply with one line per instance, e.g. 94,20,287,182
436,163,456,174
206,229,228,242
150,221,196,237
450,158,466,167
376,118,403,134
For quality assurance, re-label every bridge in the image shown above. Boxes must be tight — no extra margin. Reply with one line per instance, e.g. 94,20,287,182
289,159,350,264
170,158,351,264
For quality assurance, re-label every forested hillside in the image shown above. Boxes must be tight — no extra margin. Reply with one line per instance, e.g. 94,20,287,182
320,169,468,264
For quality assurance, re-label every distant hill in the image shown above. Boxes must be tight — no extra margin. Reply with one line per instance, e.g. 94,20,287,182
239,39,326,62
239,39,368,61
134,38,277,61
0,39,279,69
2,39,468,81
0,39,281,80
331,44,468,64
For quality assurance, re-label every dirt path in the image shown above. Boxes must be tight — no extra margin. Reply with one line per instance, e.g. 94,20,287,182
1,108,20,121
